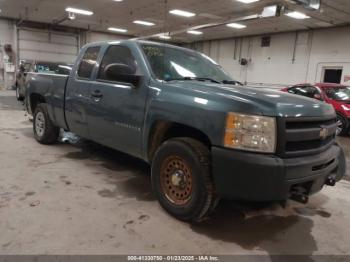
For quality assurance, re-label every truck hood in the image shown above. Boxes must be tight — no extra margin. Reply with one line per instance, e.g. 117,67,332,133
167,81,336,118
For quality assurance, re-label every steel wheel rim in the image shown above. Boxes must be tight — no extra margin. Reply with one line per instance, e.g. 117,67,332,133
35,112,45,137
160,155,193,205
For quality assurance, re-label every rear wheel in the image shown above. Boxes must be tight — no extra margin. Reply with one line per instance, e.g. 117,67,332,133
33,103,59,144
151,137,218,221
336,114,348,136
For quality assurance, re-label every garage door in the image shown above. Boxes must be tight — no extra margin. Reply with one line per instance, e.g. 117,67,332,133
18,28,79,64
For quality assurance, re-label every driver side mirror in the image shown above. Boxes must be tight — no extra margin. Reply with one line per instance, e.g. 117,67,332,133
104,63,141,87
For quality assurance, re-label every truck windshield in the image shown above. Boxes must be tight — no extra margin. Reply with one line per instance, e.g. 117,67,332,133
325,87,350,101
141,44,234,83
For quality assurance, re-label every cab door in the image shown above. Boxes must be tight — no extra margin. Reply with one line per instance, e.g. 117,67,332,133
65,46,101,138
86,44,148,158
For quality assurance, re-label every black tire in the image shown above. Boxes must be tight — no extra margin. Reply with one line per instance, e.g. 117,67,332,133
151,137,218,222
33,103,59,144
337,114,348,136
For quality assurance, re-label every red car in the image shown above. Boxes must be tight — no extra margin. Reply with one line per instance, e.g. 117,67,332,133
281,83,350,135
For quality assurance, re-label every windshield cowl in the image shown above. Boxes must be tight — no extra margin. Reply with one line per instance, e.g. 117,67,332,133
164,77,243,86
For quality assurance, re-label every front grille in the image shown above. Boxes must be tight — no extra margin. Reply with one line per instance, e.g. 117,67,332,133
285,119,336,129
277,116,337,158
285,136,333,152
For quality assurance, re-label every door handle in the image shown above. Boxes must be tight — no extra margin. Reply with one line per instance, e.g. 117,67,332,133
91,90,103,99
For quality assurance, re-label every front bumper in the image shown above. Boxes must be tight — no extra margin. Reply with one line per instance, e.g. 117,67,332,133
211,144,345,201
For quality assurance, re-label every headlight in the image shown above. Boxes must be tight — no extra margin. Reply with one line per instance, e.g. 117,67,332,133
224,112,276,153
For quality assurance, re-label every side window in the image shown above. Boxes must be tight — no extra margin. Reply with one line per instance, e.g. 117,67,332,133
288,86,321,99
97,45,137,81
289,86,308,96
303,86,321,99
77,46,101,79
287,87,297,94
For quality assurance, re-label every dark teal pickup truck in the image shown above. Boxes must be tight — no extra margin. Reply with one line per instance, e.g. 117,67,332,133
25,40,345,221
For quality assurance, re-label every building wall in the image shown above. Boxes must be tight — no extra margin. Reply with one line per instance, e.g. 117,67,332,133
85,31,129,44
308,27,350,85
0,18,129,89
2,17,350,89
0,19,15,46
0,19,16,89
191,26,350,88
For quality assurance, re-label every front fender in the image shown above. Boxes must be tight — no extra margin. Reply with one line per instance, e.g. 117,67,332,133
142,94,227,161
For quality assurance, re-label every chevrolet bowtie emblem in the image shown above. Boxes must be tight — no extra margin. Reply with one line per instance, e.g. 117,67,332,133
319,127,328,140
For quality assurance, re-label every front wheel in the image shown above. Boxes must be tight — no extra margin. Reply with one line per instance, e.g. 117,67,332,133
33,103,59,144
151,137,218,222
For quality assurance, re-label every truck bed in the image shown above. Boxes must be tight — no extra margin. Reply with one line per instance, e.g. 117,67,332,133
26,72,69,130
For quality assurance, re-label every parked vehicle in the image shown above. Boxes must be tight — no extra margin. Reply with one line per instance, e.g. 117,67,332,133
15,64,28,101
25,40,345,221
15,61,73,101
281,83,350,135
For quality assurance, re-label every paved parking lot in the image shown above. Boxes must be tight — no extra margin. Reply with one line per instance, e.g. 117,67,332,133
0,90,350,256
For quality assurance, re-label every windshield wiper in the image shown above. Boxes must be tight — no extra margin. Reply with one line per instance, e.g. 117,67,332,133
165,76,221,84
222,80,244,86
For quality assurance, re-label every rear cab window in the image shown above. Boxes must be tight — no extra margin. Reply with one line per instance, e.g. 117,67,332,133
77,46,101,79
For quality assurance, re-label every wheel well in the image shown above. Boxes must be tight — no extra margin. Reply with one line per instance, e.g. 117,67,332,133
337,113,346,119
147,121,211,162
30,94,46,113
